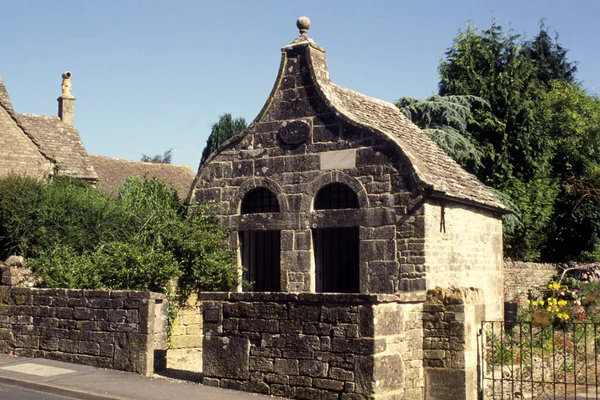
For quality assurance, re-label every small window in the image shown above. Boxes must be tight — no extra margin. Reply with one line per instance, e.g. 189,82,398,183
314,183,359,210
241,187,280,214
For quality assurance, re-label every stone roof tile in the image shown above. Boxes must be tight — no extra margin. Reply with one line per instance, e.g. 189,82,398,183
0,74,14,114
14,113,98,181
305,45,506,212
89,154,195,201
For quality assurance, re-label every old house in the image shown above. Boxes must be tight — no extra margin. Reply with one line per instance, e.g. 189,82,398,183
0,72,97,183
190,17,507,315
89,154,196,201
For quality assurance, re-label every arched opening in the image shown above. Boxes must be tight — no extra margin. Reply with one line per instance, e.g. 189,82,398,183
241,187,280,214
240,187,280,291
312,183,360,293
314,182,359,210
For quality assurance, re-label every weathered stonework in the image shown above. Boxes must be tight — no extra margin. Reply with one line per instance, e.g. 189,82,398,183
423,287,485,400
201,292,425,399
424,201,504,320
503,261,559,301
0,287,167,376
168,294,203,372
189,25,506,300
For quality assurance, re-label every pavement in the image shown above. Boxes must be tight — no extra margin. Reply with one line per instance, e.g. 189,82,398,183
0,354,276,400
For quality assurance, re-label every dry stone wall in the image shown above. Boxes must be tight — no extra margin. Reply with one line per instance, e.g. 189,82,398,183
0,286,168,376
503,261,558,301
200,292,425,400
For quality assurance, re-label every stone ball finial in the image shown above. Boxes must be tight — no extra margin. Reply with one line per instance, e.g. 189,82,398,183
297,16,311,35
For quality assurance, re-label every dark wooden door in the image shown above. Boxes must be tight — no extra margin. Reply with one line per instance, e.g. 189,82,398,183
313,227,359,293
240,230,281,292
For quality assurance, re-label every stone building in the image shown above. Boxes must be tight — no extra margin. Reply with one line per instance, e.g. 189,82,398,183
190,17,507,316
0,72,97,182
189,20,511,398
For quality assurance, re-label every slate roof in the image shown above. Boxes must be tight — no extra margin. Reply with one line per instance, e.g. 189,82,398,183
89,154,196,201
15,113,98,181
304,43,507,212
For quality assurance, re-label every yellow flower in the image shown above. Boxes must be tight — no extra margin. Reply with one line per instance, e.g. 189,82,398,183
558,300,567,306
527,300,531,305
532,301,538,307
540,300,545,306
547,306,552,312
564,314,569,320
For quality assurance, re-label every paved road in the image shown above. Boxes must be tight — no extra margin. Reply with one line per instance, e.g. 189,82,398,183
0,382,71,399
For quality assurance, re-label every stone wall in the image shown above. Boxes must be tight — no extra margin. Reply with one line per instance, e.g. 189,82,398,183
168,294,203,372
0,106,53,178
423,287,485,400
503,261,558,301
424,201,504,320
200,292,425,400
0,286,168,376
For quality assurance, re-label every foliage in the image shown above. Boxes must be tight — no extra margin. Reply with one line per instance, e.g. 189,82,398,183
541,83,600,261
437,21,587,261
0,175,238,296
396,94,486,171
200,113,247,166
141,148,173,164
0,175,127,259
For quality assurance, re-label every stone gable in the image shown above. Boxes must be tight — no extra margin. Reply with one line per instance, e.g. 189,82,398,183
190,20,505,316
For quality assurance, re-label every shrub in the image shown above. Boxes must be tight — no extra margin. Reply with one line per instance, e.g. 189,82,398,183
0,175,238,296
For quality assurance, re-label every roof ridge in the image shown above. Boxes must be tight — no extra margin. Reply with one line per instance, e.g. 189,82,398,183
89,154,193,170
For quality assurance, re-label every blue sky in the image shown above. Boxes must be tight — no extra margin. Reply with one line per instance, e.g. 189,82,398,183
1,1,598,170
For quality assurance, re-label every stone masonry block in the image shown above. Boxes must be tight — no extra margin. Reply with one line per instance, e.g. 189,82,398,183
204,336,250,379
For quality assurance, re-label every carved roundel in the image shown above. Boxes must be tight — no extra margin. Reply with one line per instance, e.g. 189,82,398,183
278,120,311,145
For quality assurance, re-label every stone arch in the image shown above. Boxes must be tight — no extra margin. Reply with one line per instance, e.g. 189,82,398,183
300,171,368,212
232,177,289,214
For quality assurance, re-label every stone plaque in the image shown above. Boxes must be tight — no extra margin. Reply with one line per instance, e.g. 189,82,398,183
278,120,311,145
320,149,357,170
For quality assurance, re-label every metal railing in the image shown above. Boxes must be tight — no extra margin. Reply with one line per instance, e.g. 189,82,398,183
479,321,600,399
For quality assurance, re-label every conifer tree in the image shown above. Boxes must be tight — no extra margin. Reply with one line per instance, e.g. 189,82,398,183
200,114,247,166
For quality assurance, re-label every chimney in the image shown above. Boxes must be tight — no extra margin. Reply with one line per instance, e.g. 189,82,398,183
57,71,75,125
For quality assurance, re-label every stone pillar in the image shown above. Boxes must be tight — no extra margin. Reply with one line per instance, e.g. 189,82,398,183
423,287,486,400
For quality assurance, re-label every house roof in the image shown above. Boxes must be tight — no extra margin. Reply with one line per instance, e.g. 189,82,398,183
14,113,98,181
0,75,14,114
89,154,196,201
298,36,506,212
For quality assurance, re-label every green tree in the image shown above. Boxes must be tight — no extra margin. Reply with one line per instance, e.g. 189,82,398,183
141,148,173,163
438,21,565,260
523,22,578,87
200,114,247,166
396,94,485,172
542,82,600,261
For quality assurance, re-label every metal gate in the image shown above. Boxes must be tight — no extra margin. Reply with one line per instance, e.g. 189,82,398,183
478,321,600,399
240,230,280,292
313,227,359,293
